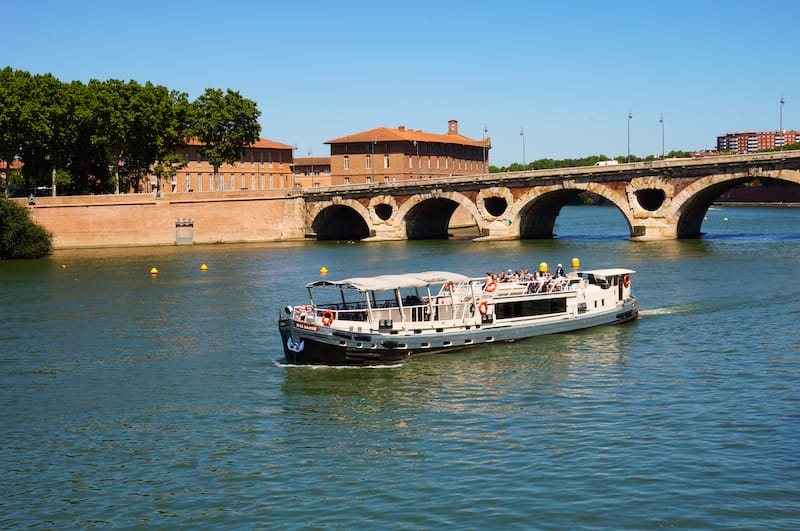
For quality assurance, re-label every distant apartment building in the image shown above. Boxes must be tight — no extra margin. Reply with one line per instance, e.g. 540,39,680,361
325,120,490,185
717,130,799,154
292,156,332,188
163,138,296,193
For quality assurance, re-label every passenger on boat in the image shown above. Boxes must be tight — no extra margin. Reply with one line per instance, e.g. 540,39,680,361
556,264,565,277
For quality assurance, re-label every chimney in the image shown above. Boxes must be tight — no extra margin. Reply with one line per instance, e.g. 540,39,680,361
398,125,405,131
448,120,458,135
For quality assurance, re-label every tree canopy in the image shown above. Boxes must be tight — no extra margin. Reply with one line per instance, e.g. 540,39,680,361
0,68,261,196
186,88,261,191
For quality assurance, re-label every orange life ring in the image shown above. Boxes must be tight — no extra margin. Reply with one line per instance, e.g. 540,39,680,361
321,310,334,326
478,301,489,315
622,274,630,287
484,280,497,293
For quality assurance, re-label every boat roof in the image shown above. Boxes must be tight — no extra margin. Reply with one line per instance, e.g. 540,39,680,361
581,268,636,276
307,270,472,291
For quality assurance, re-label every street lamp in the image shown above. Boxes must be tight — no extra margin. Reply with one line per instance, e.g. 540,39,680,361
659,114,665,159
308,148,314,187
412,139,419,179
371,138,376,183
627,112,633,163
520,127,526,166
780,96,785,131
482,124,488,173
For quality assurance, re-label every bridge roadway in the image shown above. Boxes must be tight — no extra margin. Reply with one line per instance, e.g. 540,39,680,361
295,150,800,241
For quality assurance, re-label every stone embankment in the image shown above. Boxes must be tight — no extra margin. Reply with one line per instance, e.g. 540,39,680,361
21,191,305,249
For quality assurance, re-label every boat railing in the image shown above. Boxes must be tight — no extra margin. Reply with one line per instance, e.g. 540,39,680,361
482,278,579,297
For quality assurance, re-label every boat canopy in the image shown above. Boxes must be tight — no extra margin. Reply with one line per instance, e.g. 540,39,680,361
306,271,472,292
580,268,636,277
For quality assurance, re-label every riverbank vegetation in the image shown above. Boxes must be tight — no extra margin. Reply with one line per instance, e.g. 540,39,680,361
0,197,52,259
490,151,691,173
0,67,261,196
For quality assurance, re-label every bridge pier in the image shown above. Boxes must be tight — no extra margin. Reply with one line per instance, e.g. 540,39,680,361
362,224,406,241
472,218,518,241
629,217,678,241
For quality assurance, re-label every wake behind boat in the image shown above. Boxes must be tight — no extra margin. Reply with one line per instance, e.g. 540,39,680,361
278,265,638,366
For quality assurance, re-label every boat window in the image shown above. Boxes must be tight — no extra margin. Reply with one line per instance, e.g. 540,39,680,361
495,298,567,319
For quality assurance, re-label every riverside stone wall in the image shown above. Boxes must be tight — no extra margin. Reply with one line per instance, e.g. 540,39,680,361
22,191,306,249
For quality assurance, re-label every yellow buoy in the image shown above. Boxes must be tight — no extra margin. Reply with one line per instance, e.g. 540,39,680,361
571,257,580,269
320,266,328,275
200,264,208,271
150,267,159,275
539,262,548,273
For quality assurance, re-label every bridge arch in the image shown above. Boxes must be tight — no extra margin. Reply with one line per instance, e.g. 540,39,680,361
510,181,632,238
308,198,372,240
397,190,484,239
667,168,800,238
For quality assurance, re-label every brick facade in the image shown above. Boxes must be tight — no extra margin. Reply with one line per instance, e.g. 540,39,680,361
325,120,490,185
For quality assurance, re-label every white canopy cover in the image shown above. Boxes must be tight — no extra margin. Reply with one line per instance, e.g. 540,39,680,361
306,271,472,292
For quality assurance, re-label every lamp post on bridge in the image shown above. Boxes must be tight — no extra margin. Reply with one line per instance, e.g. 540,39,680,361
482,124,488,173
780,97,785,131
659,114,665,159
412,139,420,179
520,127,526,167
627,112,633,163
371,138,376,183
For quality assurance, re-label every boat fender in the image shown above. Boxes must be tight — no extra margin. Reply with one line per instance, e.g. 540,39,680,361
478,301,489,315
484,281,497,293
321,310,334,326
623,274,630,287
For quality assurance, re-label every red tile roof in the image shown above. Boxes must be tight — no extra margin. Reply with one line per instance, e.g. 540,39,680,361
325,126,489,148
183,137,295,150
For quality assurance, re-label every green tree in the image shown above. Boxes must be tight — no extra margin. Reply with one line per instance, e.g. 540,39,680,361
187,88,261,191
0,196,53,259
0,68,31,193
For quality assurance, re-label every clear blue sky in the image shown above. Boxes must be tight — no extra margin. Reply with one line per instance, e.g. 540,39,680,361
4,0,797,167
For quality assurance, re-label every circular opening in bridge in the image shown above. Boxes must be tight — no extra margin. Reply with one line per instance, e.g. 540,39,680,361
484,197,508,217
374,203,393,221
635,189,666,212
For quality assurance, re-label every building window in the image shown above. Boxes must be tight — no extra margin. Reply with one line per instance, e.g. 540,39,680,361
344,177,350,184
268,151,273,168
366,155,371,169
344,155,349,169
366,176,372,184
384,154,389,168
408,156,413,168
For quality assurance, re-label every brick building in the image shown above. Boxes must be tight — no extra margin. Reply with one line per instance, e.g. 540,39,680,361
164,138,296,193
325,120,490,185
717,130,799,154
292,156,332,188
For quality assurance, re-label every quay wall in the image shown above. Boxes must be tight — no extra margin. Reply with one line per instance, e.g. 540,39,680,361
22,192,306,249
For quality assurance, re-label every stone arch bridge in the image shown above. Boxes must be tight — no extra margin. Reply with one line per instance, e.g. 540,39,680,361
296,150,800,241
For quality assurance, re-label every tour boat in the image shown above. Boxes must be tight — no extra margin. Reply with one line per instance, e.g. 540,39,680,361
278,267,638,366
